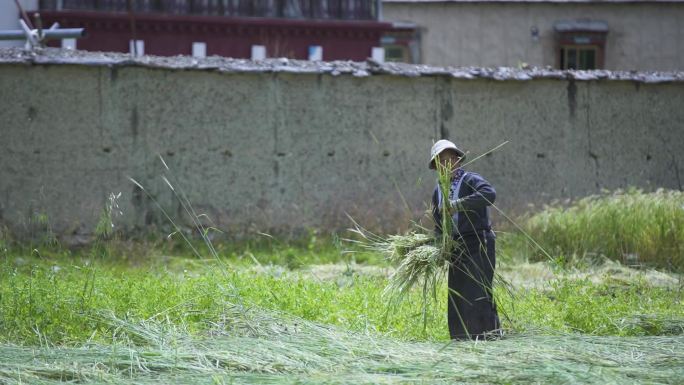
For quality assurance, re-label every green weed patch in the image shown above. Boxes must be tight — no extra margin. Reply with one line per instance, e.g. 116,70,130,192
520,189,684,271
1,255,681,346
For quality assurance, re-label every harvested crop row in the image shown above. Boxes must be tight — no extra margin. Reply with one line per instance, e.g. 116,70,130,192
1,309,682,384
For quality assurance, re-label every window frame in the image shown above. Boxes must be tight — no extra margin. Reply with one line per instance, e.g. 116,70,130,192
554,26,607,70
559,44,600,70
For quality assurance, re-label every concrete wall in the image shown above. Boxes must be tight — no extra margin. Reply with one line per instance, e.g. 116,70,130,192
383,2,684,71
1,55,683,239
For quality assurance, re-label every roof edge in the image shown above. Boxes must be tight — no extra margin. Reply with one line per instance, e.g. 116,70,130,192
1,48,683,83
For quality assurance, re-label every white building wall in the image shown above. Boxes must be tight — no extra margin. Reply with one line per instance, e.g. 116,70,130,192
0,1,39,48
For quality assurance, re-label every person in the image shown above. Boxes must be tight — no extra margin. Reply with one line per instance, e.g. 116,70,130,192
429,139,501,340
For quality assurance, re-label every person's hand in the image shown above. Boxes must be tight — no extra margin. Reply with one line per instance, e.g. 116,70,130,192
448,199,465,214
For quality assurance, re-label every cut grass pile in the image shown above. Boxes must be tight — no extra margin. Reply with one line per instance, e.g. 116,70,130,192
520,189,684,271
1,308,683,385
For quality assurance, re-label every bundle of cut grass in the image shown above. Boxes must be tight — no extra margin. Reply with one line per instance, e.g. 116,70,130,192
354,230,445,292
348,226,458,327
347,160,461,324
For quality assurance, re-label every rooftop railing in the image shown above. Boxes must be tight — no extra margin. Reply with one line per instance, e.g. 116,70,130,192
38,0,379,21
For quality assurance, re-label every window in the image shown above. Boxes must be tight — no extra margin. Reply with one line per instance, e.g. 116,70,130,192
384,45,409,63
560,45,598,70
553,19,608,70
380,23,421,64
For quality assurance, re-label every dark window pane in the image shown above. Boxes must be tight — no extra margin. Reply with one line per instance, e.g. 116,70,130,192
385,46,406,62
580,49,596,70
567,48,577,70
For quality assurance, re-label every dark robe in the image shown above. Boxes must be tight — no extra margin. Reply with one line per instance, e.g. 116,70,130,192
448,231,500,339
432,170,501,340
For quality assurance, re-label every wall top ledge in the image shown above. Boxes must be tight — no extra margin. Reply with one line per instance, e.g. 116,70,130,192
2,48,683,83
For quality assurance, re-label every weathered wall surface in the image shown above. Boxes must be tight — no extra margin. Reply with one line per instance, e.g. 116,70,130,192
383,2,684,71
0,50,682,239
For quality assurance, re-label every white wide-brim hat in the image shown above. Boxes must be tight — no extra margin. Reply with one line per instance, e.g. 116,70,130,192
429,139,466,169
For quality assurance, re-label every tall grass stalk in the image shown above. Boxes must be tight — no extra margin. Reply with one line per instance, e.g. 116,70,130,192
522,189,684,271
435,158,458,260
128,155,231,275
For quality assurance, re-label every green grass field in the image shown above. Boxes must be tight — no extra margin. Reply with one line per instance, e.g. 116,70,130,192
518,188,684,271
0,189,683,384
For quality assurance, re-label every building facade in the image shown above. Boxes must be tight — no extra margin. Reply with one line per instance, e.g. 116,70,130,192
2,0,412,62
383,0,684,70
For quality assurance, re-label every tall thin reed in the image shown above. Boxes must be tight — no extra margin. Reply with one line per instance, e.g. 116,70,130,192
522,188,684,271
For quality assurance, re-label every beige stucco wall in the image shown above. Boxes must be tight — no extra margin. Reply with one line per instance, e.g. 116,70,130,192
1,56,683,239
383,2,684,70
